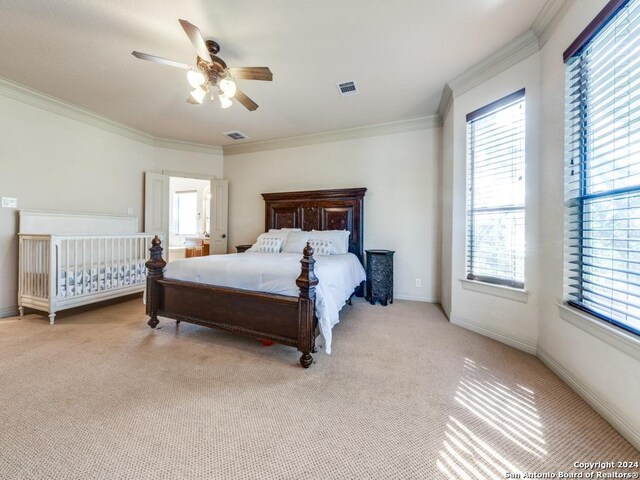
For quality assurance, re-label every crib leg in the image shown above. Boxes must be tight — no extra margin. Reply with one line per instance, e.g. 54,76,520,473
18,306,24,317
49,313,56,325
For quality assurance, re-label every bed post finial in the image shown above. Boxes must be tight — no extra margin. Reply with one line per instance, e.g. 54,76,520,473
296,242,319,368
146,235,166,329
296,242,319,297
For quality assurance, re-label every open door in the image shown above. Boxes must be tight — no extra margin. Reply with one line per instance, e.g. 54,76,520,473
144,172,170,244
209,179,229,254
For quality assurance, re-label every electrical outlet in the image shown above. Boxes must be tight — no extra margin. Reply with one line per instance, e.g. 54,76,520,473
127,207,134,215
2,197,17,208
415,278,422,288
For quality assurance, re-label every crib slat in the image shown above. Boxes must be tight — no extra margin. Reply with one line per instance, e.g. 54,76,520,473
65,240,69,297
40,240,44,298
28,240,32,297
97,238,101,292
118,238,122,288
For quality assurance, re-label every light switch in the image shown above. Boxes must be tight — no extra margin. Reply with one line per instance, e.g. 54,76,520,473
2,197,17,208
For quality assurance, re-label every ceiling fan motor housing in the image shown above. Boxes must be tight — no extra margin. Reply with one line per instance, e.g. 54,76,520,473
205,40,220,55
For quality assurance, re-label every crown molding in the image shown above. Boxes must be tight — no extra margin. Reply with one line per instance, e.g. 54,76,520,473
153,137,223,155
223,115,441,156
437,0,575,120
0,76,223,156
448,30,539,99
531,0,576,48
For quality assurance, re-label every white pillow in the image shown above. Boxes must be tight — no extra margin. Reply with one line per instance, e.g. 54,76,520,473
248,231,289,252
310,230,350,254
308,239,333,256
282,231,312,253
256,237,283,253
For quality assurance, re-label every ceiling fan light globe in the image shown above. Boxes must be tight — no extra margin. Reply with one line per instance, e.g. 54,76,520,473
190,86,206,104
187,70,206,89
219,93,233,109
219,78,237,98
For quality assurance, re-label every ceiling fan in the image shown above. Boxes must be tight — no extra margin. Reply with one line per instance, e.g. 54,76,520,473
132,19,272,111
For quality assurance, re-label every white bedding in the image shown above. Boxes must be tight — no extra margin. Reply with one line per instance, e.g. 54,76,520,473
163,252,366,353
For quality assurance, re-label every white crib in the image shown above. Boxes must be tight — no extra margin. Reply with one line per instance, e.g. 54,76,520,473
17,210,159,324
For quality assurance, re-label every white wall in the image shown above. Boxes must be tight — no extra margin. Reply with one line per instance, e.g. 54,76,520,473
441,0,640,447
224,128,441,302
0,94,223,317
444,53,541,353
440,108,454,316
536,0,640,445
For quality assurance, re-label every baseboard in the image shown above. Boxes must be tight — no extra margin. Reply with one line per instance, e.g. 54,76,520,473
450,313,537,354
537,346,640,451
393,294,439,303
441,299,451,320
0,305,19,319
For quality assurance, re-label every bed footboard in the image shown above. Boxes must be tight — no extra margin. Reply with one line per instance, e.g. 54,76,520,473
145,237,319,368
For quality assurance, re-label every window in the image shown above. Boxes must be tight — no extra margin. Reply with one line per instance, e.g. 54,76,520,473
466,89,526,289
565,0,640,336
173,190,198,235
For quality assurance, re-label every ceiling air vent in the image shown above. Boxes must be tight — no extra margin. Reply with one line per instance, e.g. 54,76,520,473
337,80,358,97
223,131,249,141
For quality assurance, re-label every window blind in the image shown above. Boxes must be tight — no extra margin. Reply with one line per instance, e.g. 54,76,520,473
565,0,640,335
466,89,526,289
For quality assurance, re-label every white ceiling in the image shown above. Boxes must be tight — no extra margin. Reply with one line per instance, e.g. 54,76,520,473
0,0,547,146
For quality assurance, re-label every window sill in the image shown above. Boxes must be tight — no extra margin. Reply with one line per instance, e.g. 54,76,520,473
460,279,528,303
556,303,640,362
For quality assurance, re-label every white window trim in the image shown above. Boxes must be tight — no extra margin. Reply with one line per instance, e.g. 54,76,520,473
460,279,528,303
556,303,640,362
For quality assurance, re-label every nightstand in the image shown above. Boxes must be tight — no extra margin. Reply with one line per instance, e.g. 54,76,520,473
365,250,395,306
236,244,252,253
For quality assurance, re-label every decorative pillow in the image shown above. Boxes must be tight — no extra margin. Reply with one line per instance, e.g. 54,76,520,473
310,230,350,254
248,231,289,252
282,231,312,253
308,239,333,256
255,237,283,253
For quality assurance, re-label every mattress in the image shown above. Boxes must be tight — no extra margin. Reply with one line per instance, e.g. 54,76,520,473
163,252,366,353
59,263,145,297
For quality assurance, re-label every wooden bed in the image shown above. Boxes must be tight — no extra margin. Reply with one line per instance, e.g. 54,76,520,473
145,187,366,368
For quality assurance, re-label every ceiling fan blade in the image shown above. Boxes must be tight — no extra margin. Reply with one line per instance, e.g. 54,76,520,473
228,67,273,81
186,96,200,104
234,89,259,111
178,19,212,62
132,51,192,70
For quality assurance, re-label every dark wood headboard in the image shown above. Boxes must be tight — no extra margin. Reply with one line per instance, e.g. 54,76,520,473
262,188,367,263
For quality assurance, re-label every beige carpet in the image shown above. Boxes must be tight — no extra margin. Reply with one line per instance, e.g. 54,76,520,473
0,297,638,480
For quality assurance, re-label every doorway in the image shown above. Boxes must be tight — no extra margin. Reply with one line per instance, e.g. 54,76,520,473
144,172,228,262
168,176,210,262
